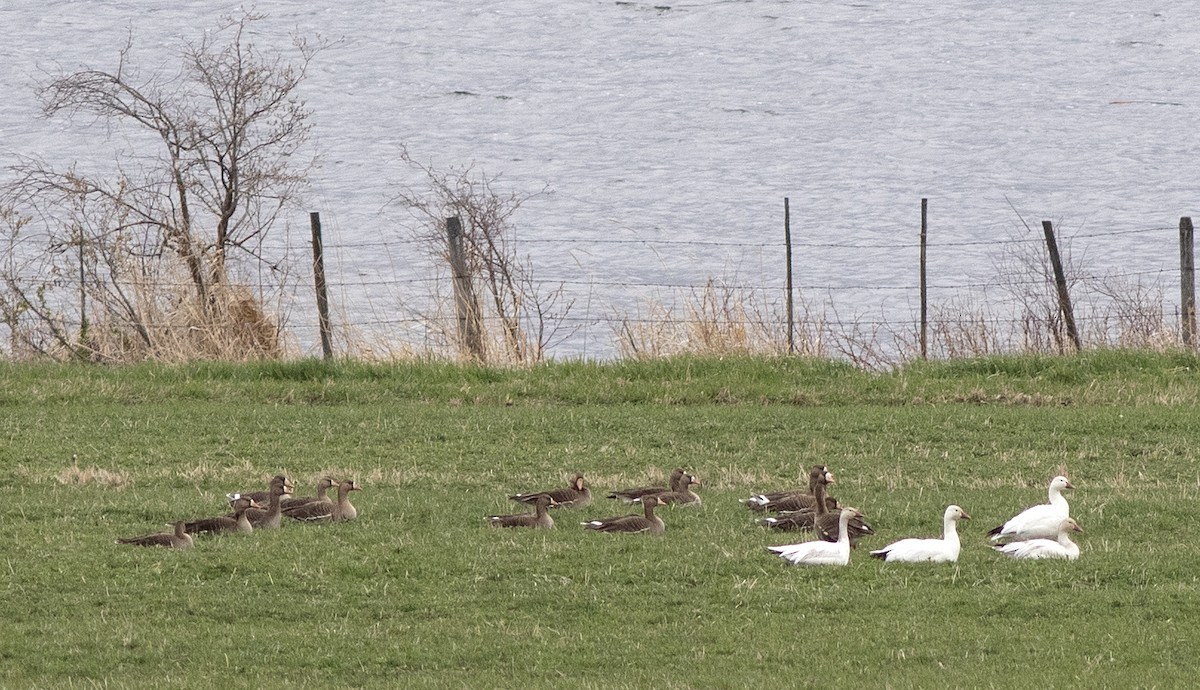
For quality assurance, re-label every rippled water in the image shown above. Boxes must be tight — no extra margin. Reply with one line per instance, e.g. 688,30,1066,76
2,1,1197,358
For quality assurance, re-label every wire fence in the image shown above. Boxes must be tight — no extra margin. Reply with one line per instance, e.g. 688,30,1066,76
1,199,1192,365
274,209,1192,364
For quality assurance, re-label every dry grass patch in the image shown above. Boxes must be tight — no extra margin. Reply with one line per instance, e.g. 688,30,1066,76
56,455,131,489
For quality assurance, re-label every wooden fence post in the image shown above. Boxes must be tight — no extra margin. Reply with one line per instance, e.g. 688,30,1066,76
784,197,794,355
309,212,334,361
446,216,485,362
1181,216,1196,348
920,198,928,360
1042,220,1081,353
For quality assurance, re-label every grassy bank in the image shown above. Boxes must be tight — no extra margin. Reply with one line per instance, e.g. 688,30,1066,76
2,352,1199,688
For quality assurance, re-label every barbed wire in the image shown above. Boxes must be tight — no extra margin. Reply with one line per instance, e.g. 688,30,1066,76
37,309,1172,332
252,223,1178,253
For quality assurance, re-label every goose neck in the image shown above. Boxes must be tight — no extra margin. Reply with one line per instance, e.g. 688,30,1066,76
813,482,829,516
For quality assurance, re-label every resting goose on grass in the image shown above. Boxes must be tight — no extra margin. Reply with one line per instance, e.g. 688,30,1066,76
988,475,1073,543
607,468,686,504
116,521,194,549
279,477,337,511
654,472,702,507
767,507,862,567
581,495,666,535
743,465,839,513
757,469,870,541
285,479,362,522
869,505,971,563
993,518,1083,560
487,495,557,529
237,474,296,506
240,475,295,530
510,472,592,509
184,494,262,535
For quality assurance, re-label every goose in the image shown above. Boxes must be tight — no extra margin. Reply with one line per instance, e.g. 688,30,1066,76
988,476,1074,543
116,521,194,549
486,495,556,528
237,474,296,506
869,505,971,563
240,475,294,530
184,494,262,535
994,518,1083,560
758,469,843,533
509,472,592,509
581,495,665,535
654,472,702,507
767,507,862,566
279,477,337,511
607,468,686,503
285,479,362,522
743,465,839,513
799,471,874,545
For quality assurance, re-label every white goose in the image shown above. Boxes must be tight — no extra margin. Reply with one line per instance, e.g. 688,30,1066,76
767,507,861,567
994,518,1083,560
988,475,1073,543
869,505,971,563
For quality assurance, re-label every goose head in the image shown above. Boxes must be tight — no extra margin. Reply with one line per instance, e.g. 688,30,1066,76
269,475,295,496
1050,476,1074,492
945,505,971,522
1060,517,1083,534
807,464,835,484
572,473,587,491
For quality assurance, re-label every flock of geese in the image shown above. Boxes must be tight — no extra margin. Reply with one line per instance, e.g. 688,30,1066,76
488,466,1082,566
115,475,363,549
117,464,1081,566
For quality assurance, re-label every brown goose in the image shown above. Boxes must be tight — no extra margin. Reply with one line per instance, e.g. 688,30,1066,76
240,475,294,530
285,479,362,522
581,495,666,535
486,495,557,529
743,465,840,513
279,477,337,511
759,471,872,542
509,472,592,509
238,474,296,506
116,521,194,549
655,472,702,507
185,494,262,535
810,475,874,546
757,469,834,532
607,468,686,503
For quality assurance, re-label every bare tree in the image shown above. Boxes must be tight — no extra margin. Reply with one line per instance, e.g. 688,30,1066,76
0,11,322,360
392,150,574,364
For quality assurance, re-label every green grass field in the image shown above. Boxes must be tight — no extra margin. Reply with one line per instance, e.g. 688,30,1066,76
2,352,1198,689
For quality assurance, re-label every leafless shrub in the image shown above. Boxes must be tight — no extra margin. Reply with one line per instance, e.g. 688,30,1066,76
1086,271,1177,350
391,150,574,365
825,302,897,371
0,11,322,361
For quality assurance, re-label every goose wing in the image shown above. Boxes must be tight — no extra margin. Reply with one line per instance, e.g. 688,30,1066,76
870,537,955,563
768,539,848,566
989,503,1066,542
994,538,1077,560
